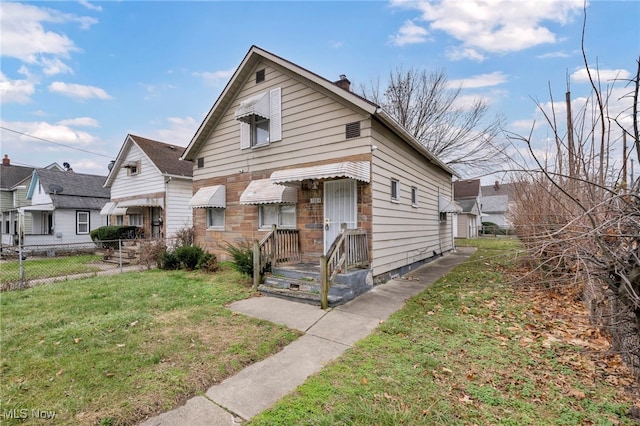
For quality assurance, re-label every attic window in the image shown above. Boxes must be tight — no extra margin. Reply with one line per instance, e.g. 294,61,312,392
256,69,265,83
346,121,361,139
125,161,140,176
197,157,204,168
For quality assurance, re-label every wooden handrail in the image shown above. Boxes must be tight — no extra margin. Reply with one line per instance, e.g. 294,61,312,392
253,225,301,289
320,225,369,309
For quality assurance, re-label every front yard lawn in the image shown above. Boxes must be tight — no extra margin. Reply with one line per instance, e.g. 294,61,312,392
249,237,639,425
0,265,300,425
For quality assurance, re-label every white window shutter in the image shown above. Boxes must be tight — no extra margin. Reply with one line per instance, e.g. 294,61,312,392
269,87,282,142
240,121,250,149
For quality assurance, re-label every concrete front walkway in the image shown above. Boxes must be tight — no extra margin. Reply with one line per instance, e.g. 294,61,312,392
139,247,475,425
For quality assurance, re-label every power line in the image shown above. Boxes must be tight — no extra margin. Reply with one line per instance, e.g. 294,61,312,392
0,126,115,160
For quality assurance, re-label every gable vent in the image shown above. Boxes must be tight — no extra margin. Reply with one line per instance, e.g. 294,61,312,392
256,69,265,83
345,121,361,139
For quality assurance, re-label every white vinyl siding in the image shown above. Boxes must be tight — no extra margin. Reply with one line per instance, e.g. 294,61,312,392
110,144,165,199
165,178,193,239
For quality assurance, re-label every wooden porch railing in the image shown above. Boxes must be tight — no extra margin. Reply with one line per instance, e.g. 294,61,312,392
253,225,301,289
320,226,370,309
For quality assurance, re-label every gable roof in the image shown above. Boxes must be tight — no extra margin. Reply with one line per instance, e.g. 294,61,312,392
104,134,192,187
1,163,34,190
454,179,481,199
181,45,455,177
481,182,515,199
28,169,110,209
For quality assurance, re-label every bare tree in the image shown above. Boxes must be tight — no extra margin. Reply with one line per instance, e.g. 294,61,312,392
360,67,506,175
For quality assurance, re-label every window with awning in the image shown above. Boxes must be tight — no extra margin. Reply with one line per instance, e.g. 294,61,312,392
438,195,462,213
270,161,370,185
239,179,298,205
189,186,226,209
236,87,281,149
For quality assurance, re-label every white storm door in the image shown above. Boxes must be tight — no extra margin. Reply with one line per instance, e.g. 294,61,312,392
324,179,357,253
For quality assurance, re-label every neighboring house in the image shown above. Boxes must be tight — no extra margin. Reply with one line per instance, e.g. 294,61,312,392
21,168,110,245
102,134,193,243
480,181,515,228
1,155,63,246
454,179,482,239
181,45,457,301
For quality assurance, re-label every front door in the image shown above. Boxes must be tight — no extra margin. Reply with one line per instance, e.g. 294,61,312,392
324,179,357,253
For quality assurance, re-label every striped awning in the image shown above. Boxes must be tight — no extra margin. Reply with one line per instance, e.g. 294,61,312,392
235,92,270,123
240,179,298,205
270,161,370,185
100,202,128,215
189,185,225,209
117,197,164,208
438,195,462,213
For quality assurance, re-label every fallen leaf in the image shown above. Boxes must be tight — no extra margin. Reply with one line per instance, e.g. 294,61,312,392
361,377,368,385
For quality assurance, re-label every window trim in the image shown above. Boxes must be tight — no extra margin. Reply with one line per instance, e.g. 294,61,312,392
126,160,141,176
206,207,225,230
390,179,399,203
259,204,297,230
76,210,90,235
411,186,418,207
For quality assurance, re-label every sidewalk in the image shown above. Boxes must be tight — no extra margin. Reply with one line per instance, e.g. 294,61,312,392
139,247,475,425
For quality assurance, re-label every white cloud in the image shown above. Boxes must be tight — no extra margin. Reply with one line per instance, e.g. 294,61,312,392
57,117,100,127
448,72,508,89
78,1,103,12
391,0,584,56
149,116,199,146
0,72,35,104
1,120,97,148
388,20,429,46
194,68,236,86
48,81,112,100
445,46,485,62
0,2,97,75
139,82,177,100
571,67,631,84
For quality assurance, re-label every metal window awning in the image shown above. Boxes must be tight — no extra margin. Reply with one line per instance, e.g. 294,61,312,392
235,92,270,123
117,197,164,208
240,179,298,205
189,185,225,209
270,161,371,185
439,195,462,213
100,202,128,215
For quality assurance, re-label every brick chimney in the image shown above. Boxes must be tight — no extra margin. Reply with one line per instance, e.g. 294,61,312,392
2,155,10,166
334,74,351,91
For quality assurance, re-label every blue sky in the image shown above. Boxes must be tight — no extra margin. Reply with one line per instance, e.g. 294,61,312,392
1,0,638,181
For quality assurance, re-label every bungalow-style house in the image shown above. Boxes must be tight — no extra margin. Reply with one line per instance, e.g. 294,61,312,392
1,155,64,246
102,134,193,243
454,179,482,239
480,181,515,229
181,46,457,306
21,167,110,245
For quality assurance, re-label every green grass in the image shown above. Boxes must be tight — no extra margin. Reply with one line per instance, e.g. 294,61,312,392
249,237,635,425
0,254,103,285
0,265,300,425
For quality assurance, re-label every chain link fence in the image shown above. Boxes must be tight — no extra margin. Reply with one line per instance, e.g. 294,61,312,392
0,239,160,291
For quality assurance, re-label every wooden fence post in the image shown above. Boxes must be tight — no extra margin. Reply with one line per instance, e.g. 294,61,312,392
253,239,260,290
320,255,329,309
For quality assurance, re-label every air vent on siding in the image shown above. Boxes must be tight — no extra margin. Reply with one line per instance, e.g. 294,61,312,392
197,157,204,168
345,121,361,139
256,69,265,83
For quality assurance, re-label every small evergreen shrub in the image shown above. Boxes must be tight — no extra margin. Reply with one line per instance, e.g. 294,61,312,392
196,252,219,273
225,240,254,277
160,251,180,270
175,245,204,270
90,226,138,248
